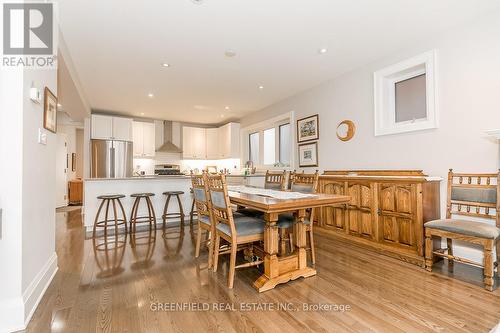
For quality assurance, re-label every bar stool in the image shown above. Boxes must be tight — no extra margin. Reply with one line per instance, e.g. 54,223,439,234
92,194,127,241
162,191,185,236
129,193,157,233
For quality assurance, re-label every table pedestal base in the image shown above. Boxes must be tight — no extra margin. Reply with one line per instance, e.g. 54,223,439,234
253,266,316,292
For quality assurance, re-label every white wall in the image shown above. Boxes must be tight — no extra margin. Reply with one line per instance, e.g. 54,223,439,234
0,67,58,332
240,13,500,261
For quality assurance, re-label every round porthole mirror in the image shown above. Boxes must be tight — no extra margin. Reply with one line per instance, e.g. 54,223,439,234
336,120,356,141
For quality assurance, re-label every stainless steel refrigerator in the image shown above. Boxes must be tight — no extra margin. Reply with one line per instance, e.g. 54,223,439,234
91,139,133,178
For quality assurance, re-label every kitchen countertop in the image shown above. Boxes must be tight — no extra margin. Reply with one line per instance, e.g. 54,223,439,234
84,174,266,181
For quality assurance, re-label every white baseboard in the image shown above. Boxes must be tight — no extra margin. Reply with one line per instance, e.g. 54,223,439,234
22,252,58,329
0,252,58,333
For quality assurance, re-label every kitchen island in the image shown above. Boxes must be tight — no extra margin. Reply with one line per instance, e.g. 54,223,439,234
83,174,265,234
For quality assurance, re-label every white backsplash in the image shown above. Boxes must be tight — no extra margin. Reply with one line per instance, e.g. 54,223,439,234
134,152,241,175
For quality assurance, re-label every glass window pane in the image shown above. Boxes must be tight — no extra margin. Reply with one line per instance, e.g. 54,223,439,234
279,123,291,166
263,128,275,165
249,132,259,164
395,73,427,123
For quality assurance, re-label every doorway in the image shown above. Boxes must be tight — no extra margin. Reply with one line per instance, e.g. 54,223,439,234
56,133,68,207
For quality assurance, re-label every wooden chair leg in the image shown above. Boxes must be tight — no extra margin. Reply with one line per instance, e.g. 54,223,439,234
189,198,195,229
447,238,454,266
484,240,495,291
279,228,287,255
195,223,203,258
207,229,214,269
213,234,221,272
425,233,433,272
228,242,237,289
308,228,316,265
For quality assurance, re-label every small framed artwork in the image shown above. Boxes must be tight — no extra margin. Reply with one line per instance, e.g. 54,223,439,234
297,114,319,142
298,142,318,167
43,87,57,133
71,153,76,172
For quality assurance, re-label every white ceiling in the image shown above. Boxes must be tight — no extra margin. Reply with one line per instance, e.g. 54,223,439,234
58,0,500,124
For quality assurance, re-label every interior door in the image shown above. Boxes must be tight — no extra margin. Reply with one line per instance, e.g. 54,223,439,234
56,134,68,207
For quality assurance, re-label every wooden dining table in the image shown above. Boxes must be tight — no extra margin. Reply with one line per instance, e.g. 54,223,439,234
228,189,351,292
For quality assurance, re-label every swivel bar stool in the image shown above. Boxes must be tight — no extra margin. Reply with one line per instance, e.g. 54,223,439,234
129,193,157,233
92,194,128,243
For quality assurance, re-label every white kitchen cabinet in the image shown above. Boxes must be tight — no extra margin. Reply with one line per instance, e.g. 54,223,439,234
91,114,133,141
91,114,113,139
182,122,240,160
183,126,206,159
205,128,219,159
133,121,155,157
218,123,240,159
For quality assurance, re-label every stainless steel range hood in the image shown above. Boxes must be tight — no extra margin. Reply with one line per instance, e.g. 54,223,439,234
156,120,182,153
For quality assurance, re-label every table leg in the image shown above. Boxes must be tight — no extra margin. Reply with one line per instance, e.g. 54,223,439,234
253,209,316,292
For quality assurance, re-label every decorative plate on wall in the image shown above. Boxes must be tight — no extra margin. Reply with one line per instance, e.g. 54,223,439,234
336,120,355,141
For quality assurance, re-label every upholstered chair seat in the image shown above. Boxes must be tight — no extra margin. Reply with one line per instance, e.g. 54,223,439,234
216,216,265,236
425,219,500,239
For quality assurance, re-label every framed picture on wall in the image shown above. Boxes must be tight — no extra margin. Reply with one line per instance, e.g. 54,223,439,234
43,87,57,133
296,114,319,142
298,142,318,167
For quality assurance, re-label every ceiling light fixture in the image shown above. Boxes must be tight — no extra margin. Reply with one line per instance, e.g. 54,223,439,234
161,63,170,67
57,103,62,108
318,48,328,54
140,112,145,116
258,85,264,90
220,114,225,118
148,93,154,98
224,50,236,58
224,106,230,110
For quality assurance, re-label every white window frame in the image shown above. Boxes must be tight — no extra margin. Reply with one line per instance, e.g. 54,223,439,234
241,112,295,170
374,50,438,136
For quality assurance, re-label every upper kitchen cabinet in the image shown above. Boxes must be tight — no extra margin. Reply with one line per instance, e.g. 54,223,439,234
133,121,155,157
182,126,206,159
91,114,133,141
182,122,240,160
205,128,219,159
218,123,240,159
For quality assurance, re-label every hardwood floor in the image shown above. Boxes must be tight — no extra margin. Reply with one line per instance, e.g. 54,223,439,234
23,208,500,333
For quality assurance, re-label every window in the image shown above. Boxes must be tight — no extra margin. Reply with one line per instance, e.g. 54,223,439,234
263,128,276,165
279,123,291,166
244,114,293,168
249,132,259,164
374,50,438,136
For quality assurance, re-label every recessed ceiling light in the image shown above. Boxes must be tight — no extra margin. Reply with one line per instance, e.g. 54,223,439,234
224,106,230,110
224,50,236,58
258,85,264,90
318,48,328,54
148,93,154,98
57,103,62,108
220,114,225,118
140,112,145,116
161,63,170,67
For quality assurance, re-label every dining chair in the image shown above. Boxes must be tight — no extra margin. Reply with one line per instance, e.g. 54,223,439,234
191,172,215,268
207,173,265,288
237,170,287,217
277,170,319,263
425,169,500,291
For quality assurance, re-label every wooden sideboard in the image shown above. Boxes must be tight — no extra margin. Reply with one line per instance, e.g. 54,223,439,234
316,170,441,267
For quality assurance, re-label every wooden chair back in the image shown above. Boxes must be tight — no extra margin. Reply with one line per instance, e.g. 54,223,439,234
264,170,287,190
290,170,320,223
446,169,500,227
206,173,237,238
190,172,212,222
290,170,319,193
